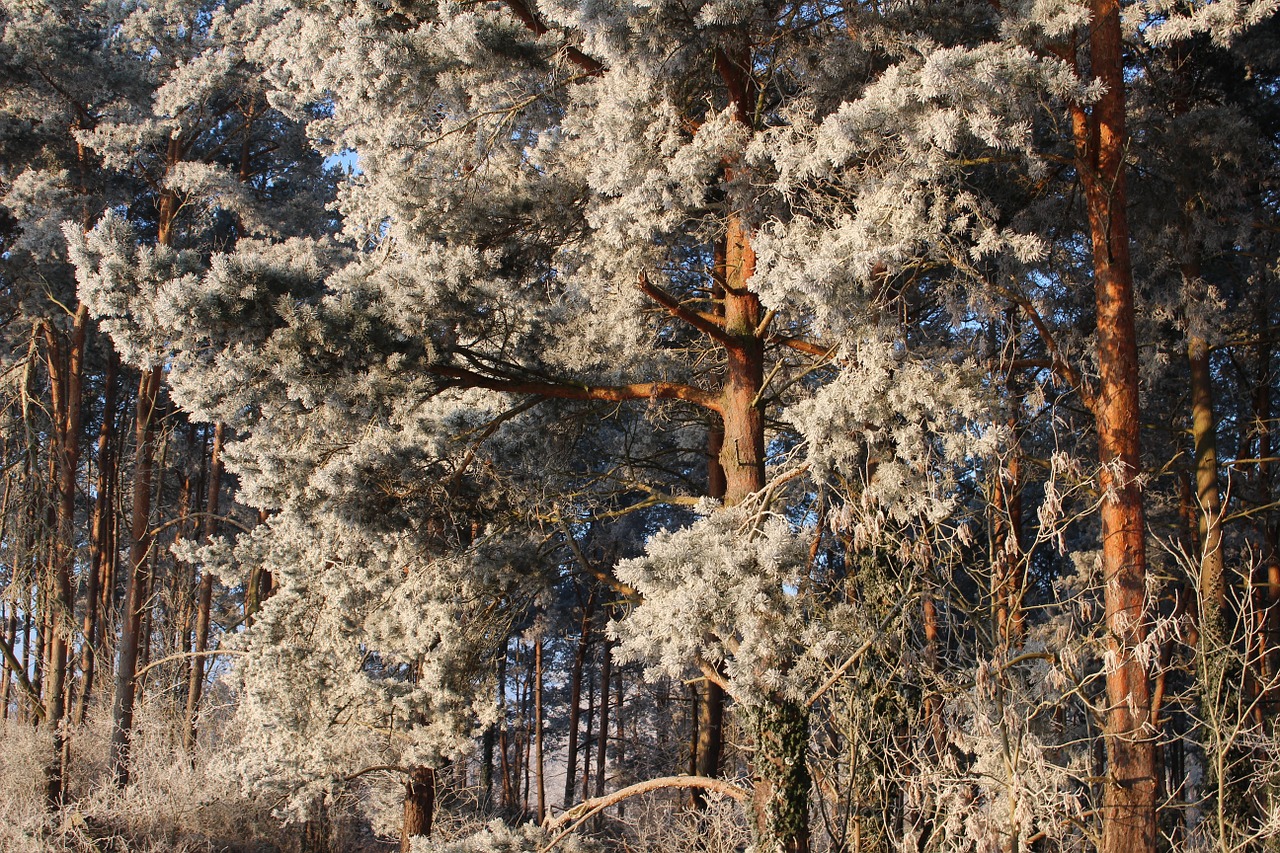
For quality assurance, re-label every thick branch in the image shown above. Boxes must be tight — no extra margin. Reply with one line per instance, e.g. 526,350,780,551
541,775,749,847
768,333,835,359
501,0,604,75
429,364,721,412
558,518,638,599
637,272,733,344
345,764,415,782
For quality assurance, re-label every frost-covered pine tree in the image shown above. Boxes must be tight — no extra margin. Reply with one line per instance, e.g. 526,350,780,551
64,0,1280,851
56,0,332,787
76,1,1115,850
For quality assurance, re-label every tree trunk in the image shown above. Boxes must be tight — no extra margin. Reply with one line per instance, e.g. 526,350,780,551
594,635,612,800
1,604,15,720
718,193,810,850
76,352,117,725
534,634,546,823
614,663,626,820
300,796,330,853
110,366,163,787
400,766,435,852
1073,3,1157,849
993,329,1026,647
751,700,810,853
21,583,34,724
184,422,224,753
563,589,594,808
1189,328,1226,642
41,304,88,808
694,422,728,809
497,645,514,812
582,642,595,802
482,656,497,806
520,643,532,816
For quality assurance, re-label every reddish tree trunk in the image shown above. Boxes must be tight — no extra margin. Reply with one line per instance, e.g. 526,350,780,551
1072,3,1157,849
41,303,88,807
400,766,435,852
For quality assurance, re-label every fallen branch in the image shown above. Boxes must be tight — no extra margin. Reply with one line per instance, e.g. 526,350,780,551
540,775,749,851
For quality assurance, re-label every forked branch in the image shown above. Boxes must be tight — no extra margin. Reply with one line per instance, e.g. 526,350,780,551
637,272,733,345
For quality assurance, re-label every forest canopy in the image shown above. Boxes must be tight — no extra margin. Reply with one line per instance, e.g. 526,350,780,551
4,1,1280,852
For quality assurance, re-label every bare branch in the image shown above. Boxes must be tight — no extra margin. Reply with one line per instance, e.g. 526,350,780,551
540,775,749,851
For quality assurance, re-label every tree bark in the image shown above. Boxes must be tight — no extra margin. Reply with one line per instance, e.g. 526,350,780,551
1072,3,1157,849
400,766,435,852
751,700,811,853
563,589,594,808
110,366,163,786
41,303,88,807
1188,326,1225,641
693,422,728,809
1,604,15,720
76,352,117,725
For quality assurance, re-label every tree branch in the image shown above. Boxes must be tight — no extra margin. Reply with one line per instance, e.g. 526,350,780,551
344,764,414,782
540,775,749,850
637,272,733,345
500,0,604,75
558,518,638,599
448,397,544,491
134,647,247,679
0,630,44,720
429,364,721,412
982,279,1096,412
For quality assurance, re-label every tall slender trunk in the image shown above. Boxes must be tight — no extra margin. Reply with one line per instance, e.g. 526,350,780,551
1072,3,1156,849
76,353,118,725
694,422,728,809
497,645,514,812
582,640,595,802
614,665,626,820
994,323,1026,647
21,583,33,724
521,646,532,816
1,604,15,720
184,422,224,752
41,304,88,807
534,634,546,823
594,635,612,800
563,589,594,807
482,655,498,806
586,650,593,799
110,366,163,786
1188,320,1225,642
